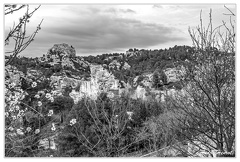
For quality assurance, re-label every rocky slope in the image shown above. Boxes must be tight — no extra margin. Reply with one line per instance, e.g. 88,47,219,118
37,43,125,103
9,43,187,104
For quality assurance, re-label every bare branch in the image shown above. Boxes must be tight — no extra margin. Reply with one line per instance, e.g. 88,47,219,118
5,5,26,15
5,5,43,65
223,5,235,16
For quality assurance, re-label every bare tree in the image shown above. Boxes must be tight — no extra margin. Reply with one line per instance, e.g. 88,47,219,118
171,6,235,157
59,97,141,157
5,4,43,65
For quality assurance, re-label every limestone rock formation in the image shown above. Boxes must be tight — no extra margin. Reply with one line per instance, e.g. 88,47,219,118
108,59,130,70
131,85,147,100
37,43,186,104
38,43,90,76
39,43,78,68
47,43,76,58
49,63,122,103
90,64,119,91
133,73,153,88
163,68,179,83
163,66,186,83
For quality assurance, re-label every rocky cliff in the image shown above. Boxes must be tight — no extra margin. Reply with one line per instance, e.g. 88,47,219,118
37,43,186,103
69,64,121,103
38,44,122,102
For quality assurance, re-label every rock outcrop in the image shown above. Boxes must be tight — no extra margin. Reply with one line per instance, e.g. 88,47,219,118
90,64,119,91
108,60,131,70
47,43,76,58
37,43,186,104
49,63,122,103
38,43,90,75
36,43,124,103
163,66,186,83
130,67,187,102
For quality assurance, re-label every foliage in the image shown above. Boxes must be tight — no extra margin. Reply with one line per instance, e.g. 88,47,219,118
83,45,194,84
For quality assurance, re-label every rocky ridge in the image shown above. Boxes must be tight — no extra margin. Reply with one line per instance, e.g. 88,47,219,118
38,43,124,103
33,43,186,103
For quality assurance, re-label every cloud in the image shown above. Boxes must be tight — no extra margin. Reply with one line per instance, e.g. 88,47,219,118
152,4,163,9
5,4,236,57
121,8,136,13
37,6,184,55
104,8,136,14
4,5,188,57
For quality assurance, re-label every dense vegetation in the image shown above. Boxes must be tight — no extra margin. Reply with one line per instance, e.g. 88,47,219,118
83,45,194,83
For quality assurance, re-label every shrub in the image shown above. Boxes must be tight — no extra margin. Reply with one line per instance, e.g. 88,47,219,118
57,95,143,157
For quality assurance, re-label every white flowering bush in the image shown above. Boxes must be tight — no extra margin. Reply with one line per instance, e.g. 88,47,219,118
5,65,61,157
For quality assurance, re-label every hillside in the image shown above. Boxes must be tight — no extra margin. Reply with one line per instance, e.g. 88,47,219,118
5,43,235,157
6,44,193,101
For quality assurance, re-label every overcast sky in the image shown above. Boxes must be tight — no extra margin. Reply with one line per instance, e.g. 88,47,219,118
4,4,236,57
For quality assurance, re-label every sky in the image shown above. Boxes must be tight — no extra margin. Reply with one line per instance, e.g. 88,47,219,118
4,4,236,57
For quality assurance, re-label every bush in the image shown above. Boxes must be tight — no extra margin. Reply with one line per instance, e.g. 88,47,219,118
57,95,144,157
